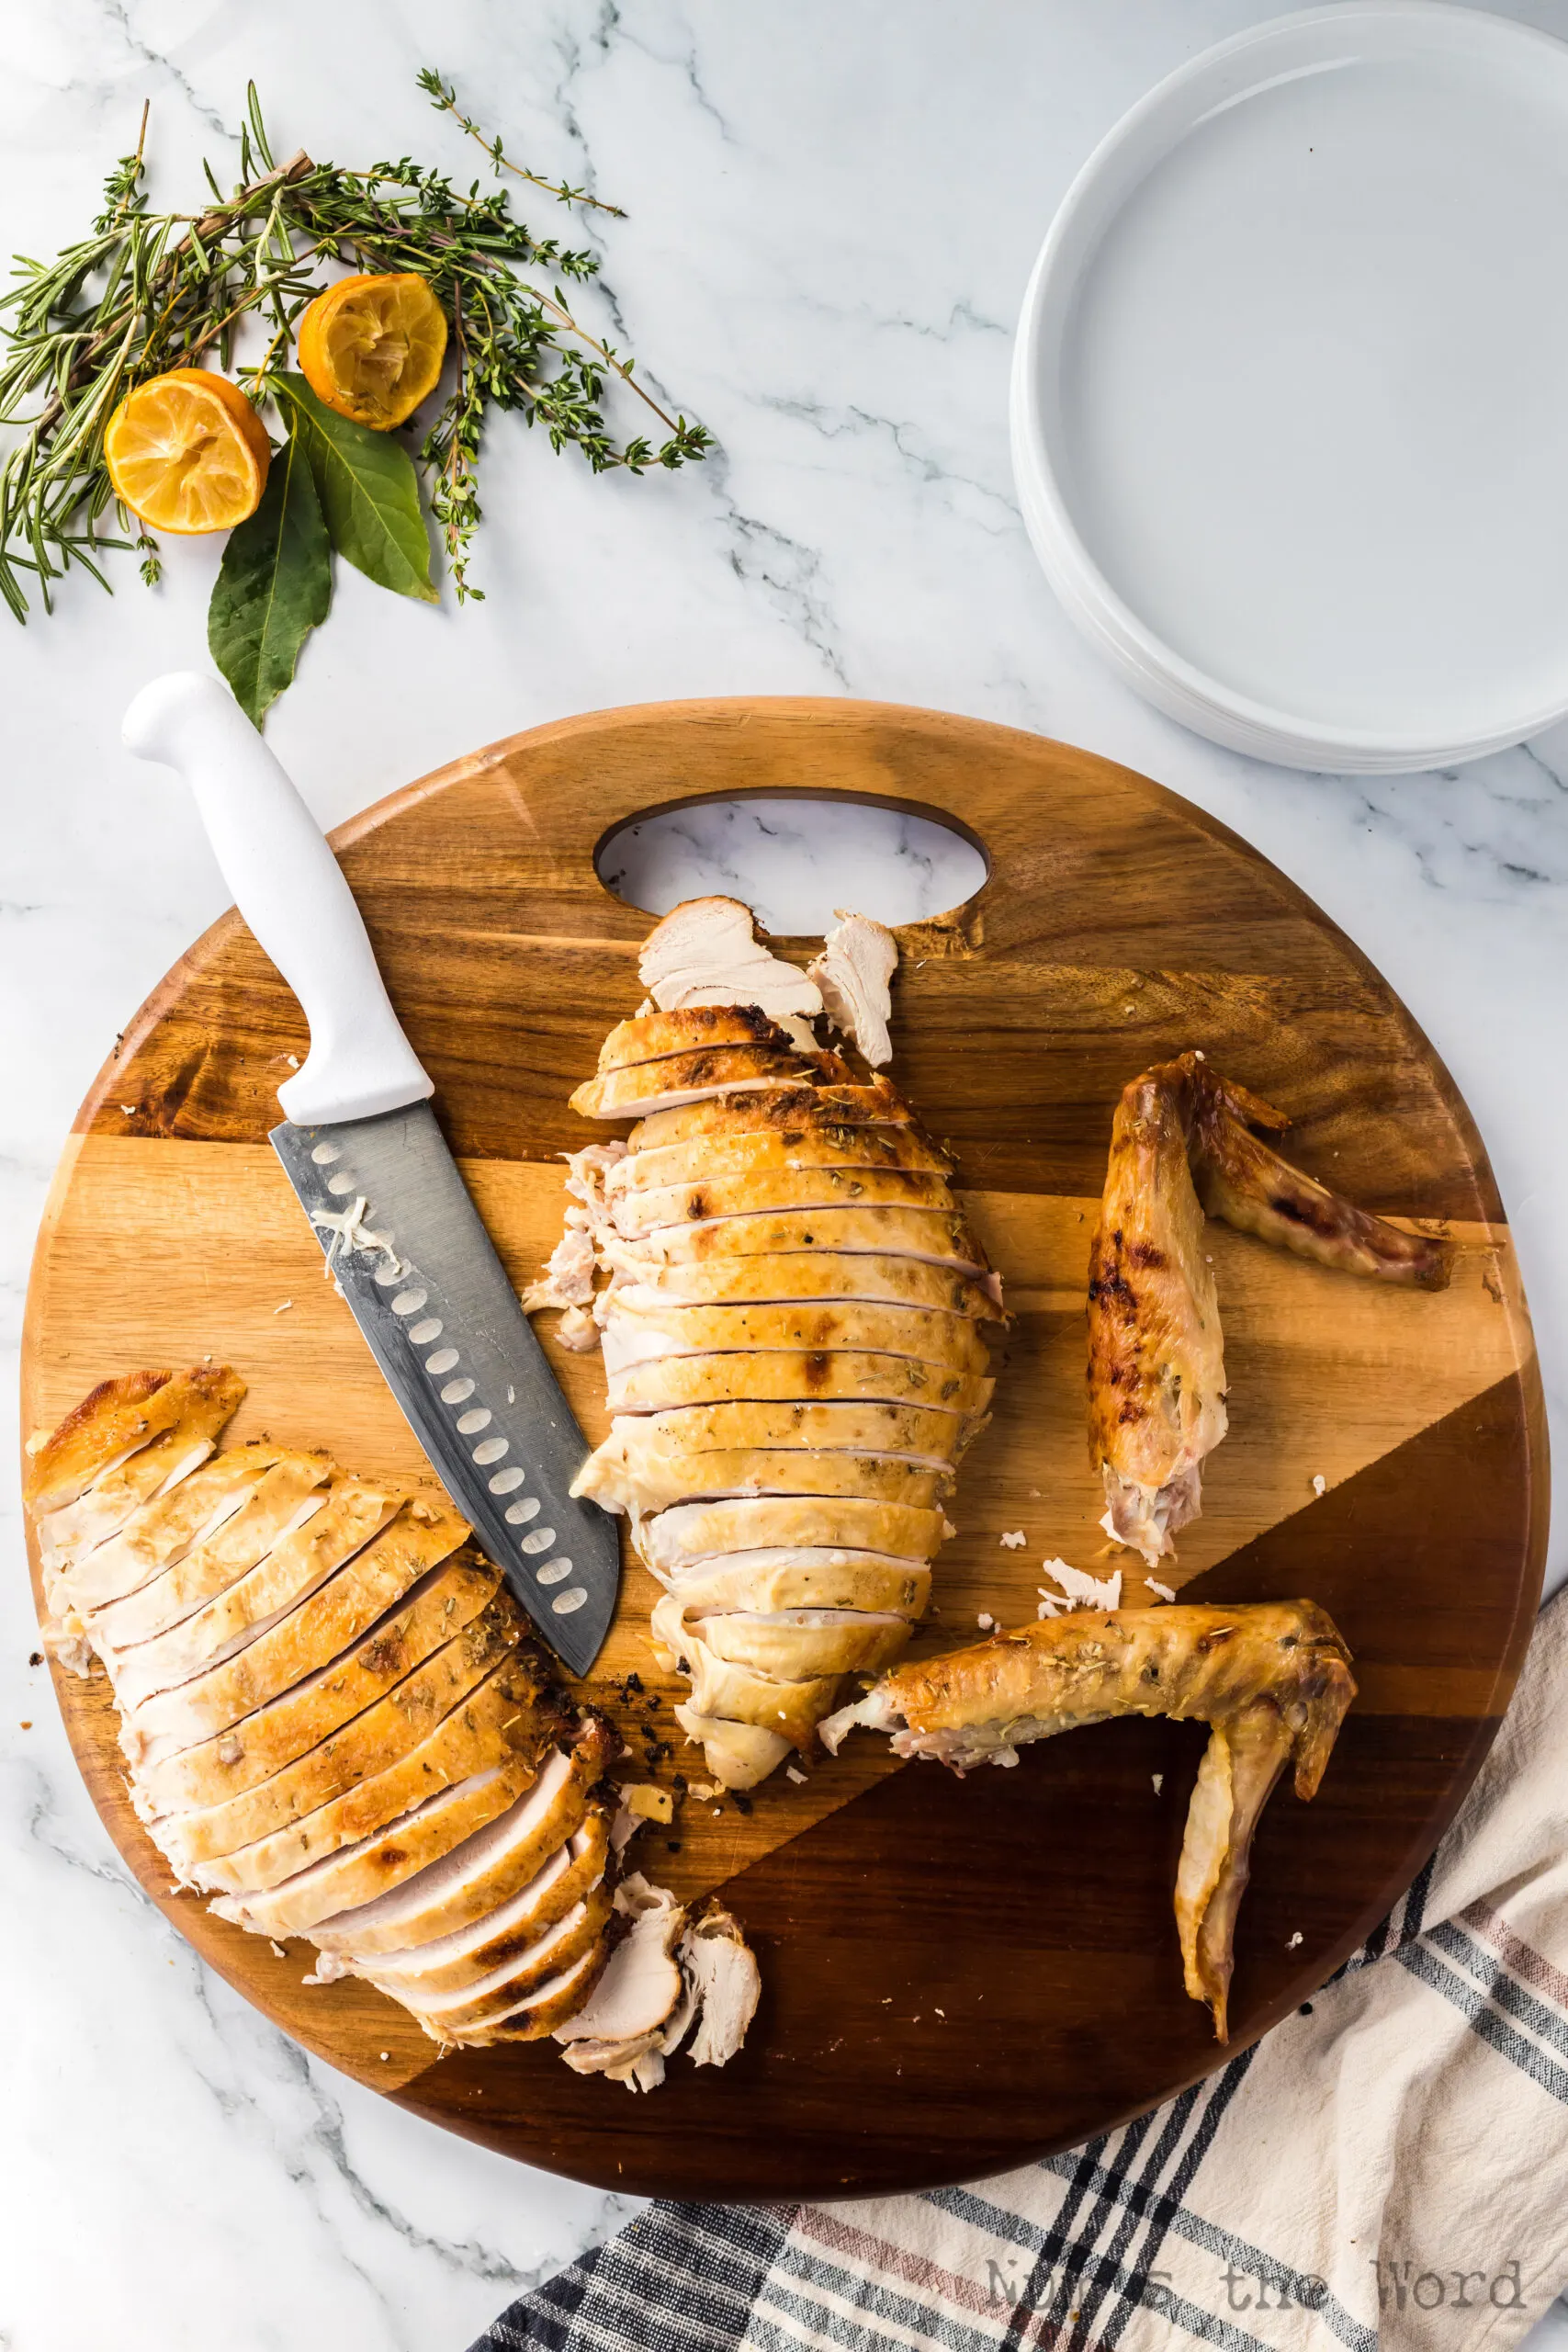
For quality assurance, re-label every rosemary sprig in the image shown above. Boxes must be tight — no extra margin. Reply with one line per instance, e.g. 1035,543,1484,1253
0,74,710,628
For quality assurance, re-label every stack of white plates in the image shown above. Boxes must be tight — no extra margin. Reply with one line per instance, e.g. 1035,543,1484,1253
1011,3,1568,772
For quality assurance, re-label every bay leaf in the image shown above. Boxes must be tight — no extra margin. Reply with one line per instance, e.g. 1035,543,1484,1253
207,429,333,729
276,373,437,604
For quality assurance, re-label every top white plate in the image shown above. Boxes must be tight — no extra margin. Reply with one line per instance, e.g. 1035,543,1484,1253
1012,4,1568,771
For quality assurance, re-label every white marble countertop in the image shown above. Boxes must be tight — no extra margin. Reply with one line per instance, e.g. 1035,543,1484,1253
5,5,1567,2346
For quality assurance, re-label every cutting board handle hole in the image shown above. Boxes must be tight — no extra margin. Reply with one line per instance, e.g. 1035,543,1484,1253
594,790,988,935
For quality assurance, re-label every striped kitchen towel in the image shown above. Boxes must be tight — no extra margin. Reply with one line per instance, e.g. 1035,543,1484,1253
475,1589,1568,2352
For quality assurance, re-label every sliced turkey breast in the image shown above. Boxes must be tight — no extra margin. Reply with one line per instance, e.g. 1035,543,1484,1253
662,1548,931,1620
36,1366,248,1592
213,1759,541,1938
87,1451,333,1643
118,1495,471,1767
26,1363,243,1520
608,1124,953,1199
652,1590,908,1679
131,1553,502,1817
570,1046,818,1122
636,1495,952,1573
600,1299,993,1377
190,1650,569,1895
310,1725,615,1958
676,1636,840,1748
62,1445,288,1620
606,1251,1001,1318
671,1707,791,1789
611,1166,957,1233
106,1477,408,1713
148,1605,526,1874
599,1398,977,1465
601,1207,988,1280
447,1939,608,2047
395,1883,614,2034
574,1442,948,1516
354,1810,610,1997
637,895,824,1023
554,1874,688,2084
628,1076,915,1152
807,912,898,1068
596,1005,799,1073
606,1347,993,1419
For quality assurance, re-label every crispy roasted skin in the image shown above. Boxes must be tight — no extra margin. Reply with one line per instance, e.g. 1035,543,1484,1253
597,1005,795,1073
25,1368,175,1512
607,1347,993,1418
628,1077,916,1150
571,1046,818,1120
612,1165,958,1230
1089,1055,1454,1563
609,1124,953,1194
869,1600,1356,2039
1088,1069,1226,1562
604,1204,988,1273
602,1299,993,1374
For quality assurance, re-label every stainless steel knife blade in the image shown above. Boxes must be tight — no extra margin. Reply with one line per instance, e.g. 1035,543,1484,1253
270,1102,620,1676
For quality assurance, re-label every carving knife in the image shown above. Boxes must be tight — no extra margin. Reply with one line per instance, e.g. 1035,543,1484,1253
121,672,620,1676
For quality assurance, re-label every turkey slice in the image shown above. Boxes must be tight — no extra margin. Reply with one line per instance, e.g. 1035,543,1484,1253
608,1123,953,1198
662,1548,931,1619
596,1005,799,1073
63,1445,286,1620
606,1251,1001,1318
106,1477,408,1713
131,1553,502,1817
612,1165,956,1233
672,1707,791,1790
355,1810,610,1998
676,1633,840,1748
652,1590,908,1680
148,1605,525,1872
570,1046,816,1121
601,1398,976,1465
554,1874,688,2084
213,1759,540,1939
35,1365,247,1589
602,1208,988,1279
452,1938,608,2047
311,1726,614,1959
397,1883,614,2033
682,1905,761,2068
637,1496,951,1573
574,1441,949,1516
607,1347,993,1419
119,1496,471,1768
26,1363,243,1519
87,1451,332,1642
629,1077,914,1151
637,896,823,1020
600,1299,993,1377
190,1650,568,1895
807,912,898,1068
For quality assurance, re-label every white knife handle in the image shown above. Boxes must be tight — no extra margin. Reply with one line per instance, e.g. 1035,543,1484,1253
122,673,433,1125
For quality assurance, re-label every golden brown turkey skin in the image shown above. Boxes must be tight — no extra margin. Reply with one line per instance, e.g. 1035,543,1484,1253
830,1599,1356,2041
1089,1054,1453,1564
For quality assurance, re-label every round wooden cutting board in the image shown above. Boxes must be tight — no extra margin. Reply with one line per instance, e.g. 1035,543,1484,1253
22,699,1546,2201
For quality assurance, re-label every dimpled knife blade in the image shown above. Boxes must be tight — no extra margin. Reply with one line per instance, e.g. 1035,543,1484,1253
271,1104,620,1676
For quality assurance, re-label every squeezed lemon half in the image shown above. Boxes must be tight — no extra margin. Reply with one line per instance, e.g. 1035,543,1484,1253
104,368,271,535
298,273,448,430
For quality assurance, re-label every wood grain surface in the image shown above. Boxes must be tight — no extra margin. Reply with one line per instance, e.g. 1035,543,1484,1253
21,698,1548,2199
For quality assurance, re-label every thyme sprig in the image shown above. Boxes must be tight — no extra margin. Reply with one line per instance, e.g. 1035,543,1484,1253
0,75,710,623
416,67,626,219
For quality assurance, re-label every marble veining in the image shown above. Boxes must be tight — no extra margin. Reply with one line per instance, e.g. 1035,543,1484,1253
4,3,1567,2346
